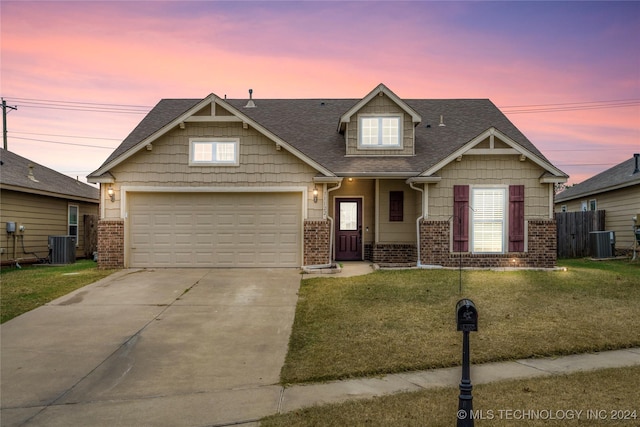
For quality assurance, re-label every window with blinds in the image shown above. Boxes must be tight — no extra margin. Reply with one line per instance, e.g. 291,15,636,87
471,188,506,253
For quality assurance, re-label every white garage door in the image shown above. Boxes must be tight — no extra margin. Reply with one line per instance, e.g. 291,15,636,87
128,192,301,267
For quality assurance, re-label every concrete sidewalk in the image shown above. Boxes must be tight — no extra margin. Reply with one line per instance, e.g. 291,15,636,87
278,347,640,415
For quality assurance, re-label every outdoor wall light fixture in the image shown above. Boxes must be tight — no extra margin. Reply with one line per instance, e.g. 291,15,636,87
107,186,115,202
313,185,318,203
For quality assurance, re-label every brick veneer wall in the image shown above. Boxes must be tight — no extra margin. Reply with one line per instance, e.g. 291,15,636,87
419,221,451,266
419,219,557,268
527,220,557,268
304,220,331,266
98,219,124,269
372,243,417,264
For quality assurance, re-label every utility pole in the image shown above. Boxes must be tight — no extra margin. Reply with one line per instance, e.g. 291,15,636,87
2,98,18,150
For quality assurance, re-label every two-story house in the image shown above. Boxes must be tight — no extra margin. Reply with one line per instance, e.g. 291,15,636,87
88,84,567,269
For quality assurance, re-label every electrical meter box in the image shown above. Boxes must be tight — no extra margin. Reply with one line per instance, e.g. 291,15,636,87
6,222,16,233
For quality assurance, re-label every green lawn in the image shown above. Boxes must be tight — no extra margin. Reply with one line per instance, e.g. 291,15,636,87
0,260,117,323
281,259,640,384
263,366,640,426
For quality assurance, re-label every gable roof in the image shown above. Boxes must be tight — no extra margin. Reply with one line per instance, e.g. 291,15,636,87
89,86,567,180
555,154,640,202
337,83,422,132
1,148,99,202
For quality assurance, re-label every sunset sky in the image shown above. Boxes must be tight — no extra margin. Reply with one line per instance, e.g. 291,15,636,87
2,1,639,186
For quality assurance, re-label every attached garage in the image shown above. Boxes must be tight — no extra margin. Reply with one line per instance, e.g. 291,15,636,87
127,192,302,267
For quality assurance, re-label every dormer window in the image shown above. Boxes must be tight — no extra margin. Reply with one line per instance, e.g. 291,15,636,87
359,115,402,148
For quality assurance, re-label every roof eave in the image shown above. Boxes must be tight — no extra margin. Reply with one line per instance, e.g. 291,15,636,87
90,94,336,179
406,176,442,184
89,95,219,177
555,178,640,203
0,183,99,203
421,127,568,179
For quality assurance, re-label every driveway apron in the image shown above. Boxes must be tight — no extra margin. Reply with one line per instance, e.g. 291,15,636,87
1,268,301,427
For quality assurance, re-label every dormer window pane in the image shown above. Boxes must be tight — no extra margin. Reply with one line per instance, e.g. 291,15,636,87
361,118,379,145
359,116,401,148
382,118,399,145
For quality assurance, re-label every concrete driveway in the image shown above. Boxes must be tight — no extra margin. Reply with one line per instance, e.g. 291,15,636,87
1,268,301,427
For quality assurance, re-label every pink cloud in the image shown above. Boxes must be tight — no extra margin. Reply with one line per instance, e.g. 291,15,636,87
1,1,638,186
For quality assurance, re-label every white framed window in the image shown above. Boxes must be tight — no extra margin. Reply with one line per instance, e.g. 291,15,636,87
471,188,506,253
358,116,402,148
189,138,239,165
581,201,588,211
68,205,79,246
589,199,597,211
561,205,567,212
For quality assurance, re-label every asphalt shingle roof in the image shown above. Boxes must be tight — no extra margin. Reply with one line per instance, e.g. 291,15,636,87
555,154,640,202
1,148,99,200
92,94,555,177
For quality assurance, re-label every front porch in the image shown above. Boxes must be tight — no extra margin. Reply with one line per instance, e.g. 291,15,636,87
303,218,557,269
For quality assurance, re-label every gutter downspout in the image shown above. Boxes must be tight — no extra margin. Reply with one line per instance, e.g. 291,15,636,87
409,181,424,267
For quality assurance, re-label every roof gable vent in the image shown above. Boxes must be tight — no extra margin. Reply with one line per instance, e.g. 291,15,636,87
245,88,256,108
28,164,39,182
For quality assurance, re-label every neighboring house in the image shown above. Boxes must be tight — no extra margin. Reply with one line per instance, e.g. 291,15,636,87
555,153,640,254
0,148,99,265
88,84,567,269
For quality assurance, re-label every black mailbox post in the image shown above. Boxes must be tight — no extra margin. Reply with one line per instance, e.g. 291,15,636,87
456,299,478,427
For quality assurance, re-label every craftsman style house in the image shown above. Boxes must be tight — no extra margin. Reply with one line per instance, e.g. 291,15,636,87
88,84,567,269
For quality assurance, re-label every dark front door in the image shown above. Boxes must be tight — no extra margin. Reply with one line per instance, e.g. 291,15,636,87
335,198,362,261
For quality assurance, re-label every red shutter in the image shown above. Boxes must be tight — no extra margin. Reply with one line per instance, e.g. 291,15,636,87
509,185,525,252
389,191,404,222
453,185,469,252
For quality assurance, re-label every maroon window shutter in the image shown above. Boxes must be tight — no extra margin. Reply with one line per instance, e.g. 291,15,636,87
509,185,525,252
453,185,469,252
389,191,404,222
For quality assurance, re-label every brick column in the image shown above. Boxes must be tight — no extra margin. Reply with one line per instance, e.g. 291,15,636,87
420,220,450,266
304,220,331,266
97,219,124,269
527,220,557,268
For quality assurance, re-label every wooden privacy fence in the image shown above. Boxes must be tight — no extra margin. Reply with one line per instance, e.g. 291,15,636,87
554,210,605,258
83,214,98,258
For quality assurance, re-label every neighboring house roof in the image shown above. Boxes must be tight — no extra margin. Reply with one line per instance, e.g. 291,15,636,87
555,153,640,203
0,148,99,202
89,85,567,180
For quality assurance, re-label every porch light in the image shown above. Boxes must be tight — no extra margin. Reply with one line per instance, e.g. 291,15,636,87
107,185,115,202
313,186,318,203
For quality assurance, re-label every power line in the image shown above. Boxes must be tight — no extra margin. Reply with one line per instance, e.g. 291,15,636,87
543,148,621,152
501,99,640,114
3,96,151,109
500,98,640,108
1,96,151,115
3,95,639,115
11,131,121,141
10,136,116,149
555,163,619,167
